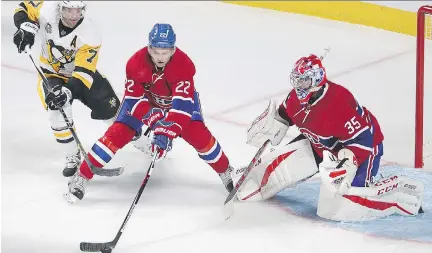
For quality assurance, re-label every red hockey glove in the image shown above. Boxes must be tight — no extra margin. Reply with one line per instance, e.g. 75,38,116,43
151,120,181,160
142,108,165,129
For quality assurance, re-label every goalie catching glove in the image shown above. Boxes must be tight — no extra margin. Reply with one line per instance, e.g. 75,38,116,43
246,99,290,148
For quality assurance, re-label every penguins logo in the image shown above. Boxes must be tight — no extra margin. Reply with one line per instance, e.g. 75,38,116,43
47,40,75,72
108,97,117,108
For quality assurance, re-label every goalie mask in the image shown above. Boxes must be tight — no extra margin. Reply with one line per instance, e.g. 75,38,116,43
58,1,86,28
290,54,327,104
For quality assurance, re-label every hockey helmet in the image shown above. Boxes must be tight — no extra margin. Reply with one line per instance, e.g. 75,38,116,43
290,54,327,104
148,23,176,68
148,23,176,48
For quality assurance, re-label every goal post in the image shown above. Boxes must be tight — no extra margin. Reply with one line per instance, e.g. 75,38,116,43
415,5,432,168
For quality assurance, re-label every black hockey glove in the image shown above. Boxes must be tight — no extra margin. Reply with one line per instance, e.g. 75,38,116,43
45,85,73,110
13,22,39,53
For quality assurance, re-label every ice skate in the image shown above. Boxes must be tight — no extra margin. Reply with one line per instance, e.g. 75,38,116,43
63,151,81,177
219,165,234,192
64,171,89,204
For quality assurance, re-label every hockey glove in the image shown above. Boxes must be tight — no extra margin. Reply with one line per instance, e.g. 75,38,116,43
13,22,39,53
151,120,181,160
45,85,73,110
142,108,165,129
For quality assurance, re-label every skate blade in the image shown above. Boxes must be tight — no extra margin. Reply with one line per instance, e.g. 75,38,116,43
63,192,79,204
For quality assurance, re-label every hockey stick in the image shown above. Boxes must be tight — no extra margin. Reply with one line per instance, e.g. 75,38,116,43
24,47,123,177
224,139,271,220
320,47,331,60
80,150,159,253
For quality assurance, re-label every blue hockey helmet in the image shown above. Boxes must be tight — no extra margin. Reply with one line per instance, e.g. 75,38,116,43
148,23,176,48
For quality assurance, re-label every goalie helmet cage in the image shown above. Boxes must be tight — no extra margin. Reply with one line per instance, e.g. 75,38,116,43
415,5,432,168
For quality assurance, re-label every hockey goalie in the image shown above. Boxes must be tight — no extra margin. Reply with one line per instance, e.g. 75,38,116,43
237,54,424,221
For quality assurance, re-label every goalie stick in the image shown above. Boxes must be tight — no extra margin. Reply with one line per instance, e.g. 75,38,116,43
224,139,271,219
79,150,159,253
24,47,123,177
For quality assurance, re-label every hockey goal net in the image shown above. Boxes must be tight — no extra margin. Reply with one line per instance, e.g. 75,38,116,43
415,5,432,168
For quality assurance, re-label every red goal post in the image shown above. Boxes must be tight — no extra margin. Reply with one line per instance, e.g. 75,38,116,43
415,5,432,168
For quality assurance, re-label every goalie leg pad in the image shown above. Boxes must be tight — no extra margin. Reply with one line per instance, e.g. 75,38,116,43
317,175,425,221
237,138,318,201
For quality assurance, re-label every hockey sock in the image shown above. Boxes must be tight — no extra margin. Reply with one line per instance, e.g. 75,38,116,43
79,122,136,179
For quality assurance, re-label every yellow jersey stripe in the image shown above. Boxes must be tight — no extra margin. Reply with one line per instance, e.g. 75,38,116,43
72,73,92,89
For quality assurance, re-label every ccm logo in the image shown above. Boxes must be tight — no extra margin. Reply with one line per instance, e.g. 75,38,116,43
377,183,398,195
374,175,398,187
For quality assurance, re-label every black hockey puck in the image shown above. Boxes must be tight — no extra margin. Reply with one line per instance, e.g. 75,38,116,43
419,206,424,213
101,249,112,253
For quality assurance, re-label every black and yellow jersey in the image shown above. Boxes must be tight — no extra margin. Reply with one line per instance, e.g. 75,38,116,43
14,1,102,94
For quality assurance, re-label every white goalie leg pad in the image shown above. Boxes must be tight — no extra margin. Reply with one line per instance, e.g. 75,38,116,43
317,175,425,221
246,99,289,148
237,138,318,201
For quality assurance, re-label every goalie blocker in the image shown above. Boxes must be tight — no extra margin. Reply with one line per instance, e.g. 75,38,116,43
238,99,424,221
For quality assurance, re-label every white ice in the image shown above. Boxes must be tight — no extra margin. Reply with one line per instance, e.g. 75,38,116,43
1,1,431,253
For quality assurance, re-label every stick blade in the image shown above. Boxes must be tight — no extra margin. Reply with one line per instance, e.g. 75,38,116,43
91,165,124,177
80,242,113,252
223,198,234,220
